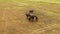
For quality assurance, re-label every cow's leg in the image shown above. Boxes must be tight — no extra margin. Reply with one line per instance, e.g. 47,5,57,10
28,17,31,21
31,16,34,22
28,16,34,22
36,17,38,21
34,16,38,22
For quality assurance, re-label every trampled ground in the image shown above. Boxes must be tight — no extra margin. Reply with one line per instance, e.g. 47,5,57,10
0,0,60,34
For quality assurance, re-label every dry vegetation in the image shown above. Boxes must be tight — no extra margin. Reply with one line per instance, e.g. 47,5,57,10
0,1,60,34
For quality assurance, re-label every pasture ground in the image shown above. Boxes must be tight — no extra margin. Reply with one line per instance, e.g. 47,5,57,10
0,1,60,34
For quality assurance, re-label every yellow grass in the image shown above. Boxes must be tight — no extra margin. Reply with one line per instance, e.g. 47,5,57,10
0,1,60,34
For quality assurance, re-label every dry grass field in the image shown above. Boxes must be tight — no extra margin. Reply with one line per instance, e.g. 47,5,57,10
0,1,60,34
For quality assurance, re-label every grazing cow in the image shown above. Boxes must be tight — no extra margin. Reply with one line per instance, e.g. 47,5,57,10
25,10,38,22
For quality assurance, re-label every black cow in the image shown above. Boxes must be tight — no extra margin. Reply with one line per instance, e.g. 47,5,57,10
25,10,38,22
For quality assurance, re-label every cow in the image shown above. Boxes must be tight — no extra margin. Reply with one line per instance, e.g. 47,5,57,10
25,10,38,22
